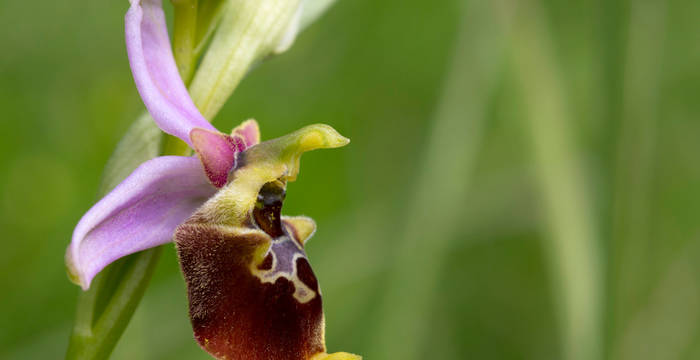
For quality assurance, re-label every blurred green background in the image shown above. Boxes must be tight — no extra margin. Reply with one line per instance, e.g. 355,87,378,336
2,0,700,359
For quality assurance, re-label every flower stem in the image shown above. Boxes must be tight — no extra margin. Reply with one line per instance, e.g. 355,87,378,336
188,0,301,119
172,0,199,84
65,248,162,359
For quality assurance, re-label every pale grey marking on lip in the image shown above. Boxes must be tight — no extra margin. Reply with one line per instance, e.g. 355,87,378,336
252,231,316,303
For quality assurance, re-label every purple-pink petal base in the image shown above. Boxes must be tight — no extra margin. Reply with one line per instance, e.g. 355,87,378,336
190,128,247,188
232,120,261,148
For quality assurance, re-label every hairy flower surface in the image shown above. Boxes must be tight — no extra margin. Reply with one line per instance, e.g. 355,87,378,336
66,1,359,359
176,125,348,359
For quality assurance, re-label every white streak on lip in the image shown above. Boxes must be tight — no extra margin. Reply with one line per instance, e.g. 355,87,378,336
251,234,316,303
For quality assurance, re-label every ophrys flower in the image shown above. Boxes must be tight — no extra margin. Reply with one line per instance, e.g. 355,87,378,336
66,1,359,359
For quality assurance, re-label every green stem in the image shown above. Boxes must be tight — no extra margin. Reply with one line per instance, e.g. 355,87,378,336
65,249,162,359
193,0,227,57
172,0,199,84
188,0,301,119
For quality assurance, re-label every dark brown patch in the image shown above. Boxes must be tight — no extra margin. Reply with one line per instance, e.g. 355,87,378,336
296,258,319,292
175,221,325,360
257,253,273,270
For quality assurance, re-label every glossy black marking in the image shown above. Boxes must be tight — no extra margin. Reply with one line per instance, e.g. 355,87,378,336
253,181,286,238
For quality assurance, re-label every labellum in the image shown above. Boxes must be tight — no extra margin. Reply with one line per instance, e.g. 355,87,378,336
175,125,355,360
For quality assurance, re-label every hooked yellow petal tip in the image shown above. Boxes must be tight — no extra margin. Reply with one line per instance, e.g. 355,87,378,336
297,124,350,151
237,123,349,184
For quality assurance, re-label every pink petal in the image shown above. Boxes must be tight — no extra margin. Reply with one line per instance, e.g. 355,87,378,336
190,128,246,188
67,156,217,289
232,119,261,147
125,0,216,146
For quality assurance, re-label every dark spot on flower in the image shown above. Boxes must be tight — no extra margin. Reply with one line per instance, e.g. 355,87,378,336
235,150,248,170
296,257,319,292
253,181,286,238
258,253,273,270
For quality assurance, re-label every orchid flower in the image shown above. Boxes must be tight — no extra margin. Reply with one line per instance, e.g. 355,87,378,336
66,0,358,359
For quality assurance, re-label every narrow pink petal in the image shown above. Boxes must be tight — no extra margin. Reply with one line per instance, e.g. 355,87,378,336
190,128,246,188
67,156,216,289
125,0,216,146
232,119,261,147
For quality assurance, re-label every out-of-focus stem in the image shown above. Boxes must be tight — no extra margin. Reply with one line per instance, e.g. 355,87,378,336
504,1,603,360
368,1,502,358
609,1,666,356
300,0,337,29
